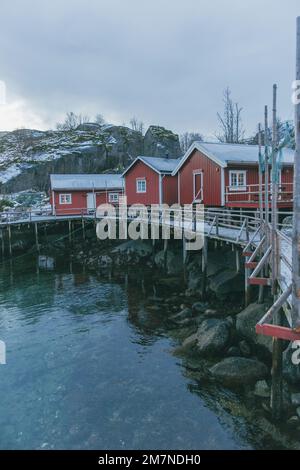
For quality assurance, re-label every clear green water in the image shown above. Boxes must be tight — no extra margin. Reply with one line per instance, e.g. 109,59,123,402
0,255,262,450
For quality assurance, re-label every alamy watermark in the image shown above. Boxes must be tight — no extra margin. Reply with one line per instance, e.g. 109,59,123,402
96,201,204,251
292,80,300,105
0,340,6,365
0,80,6,105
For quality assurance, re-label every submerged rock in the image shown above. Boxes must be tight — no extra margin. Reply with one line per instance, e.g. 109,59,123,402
192,301,208,314
98,255,113,267
291,393,300,407
254,380,270,398
209,357,268,387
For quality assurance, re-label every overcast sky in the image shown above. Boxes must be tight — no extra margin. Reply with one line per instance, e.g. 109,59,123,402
0,0,299,138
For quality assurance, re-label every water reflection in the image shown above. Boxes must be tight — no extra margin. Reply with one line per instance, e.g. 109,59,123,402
0,254,289,450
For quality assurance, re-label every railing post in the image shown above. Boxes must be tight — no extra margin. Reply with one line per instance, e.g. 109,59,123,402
215,215,219,237
245,218,249,242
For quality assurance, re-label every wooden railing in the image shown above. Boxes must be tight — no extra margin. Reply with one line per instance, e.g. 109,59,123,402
225,182,293,205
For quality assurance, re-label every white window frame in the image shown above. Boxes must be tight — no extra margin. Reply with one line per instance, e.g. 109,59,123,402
59,193,72,204
229,170,247,191
108,192,119,203
136,178,146,193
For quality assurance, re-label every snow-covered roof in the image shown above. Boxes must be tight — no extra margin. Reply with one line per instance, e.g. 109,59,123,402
50,174,123,190
122,156,182,176
172,141,295,174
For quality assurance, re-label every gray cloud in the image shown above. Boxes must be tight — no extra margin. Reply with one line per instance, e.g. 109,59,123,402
0,0,299,136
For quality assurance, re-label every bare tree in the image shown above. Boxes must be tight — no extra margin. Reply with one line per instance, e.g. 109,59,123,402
216,88,245,143
56,112,90,131
180,132,203,153
129,116,144,134
95,113,106,125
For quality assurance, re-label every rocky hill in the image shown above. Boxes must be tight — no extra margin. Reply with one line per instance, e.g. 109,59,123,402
0,124,182,194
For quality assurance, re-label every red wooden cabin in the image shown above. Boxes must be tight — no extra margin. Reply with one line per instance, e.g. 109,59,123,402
172,142,294,208
122,156,180,206
50,174,124,215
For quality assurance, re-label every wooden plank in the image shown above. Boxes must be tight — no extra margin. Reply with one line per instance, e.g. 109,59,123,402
245,262,258,269
256,323,300,341
248,277,271,286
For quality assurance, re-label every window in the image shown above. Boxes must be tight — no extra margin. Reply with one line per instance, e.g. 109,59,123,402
108,192,119,203
136,179,146,193
229,171,246,191
59,193,72,204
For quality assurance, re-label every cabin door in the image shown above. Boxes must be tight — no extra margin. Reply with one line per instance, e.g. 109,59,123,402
193,171,203,202
87,192,96,211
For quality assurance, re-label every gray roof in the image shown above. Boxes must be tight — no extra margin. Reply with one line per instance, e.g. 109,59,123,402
50,174,123,190
173,141,294,174
123,155,182,176
199,141,294,164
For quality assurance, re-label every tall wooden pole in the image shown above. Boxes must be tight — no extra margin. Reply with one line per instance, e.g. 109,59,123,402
271,84,278,295
258,123,263,223
292,17,300,330
258,125,264,303
264,106,269,226
270,83,282,421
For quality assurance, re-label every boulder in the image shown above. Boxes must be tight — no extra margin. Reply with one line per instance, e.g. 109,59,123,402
227,346,240,357
209,357,269,387
239,340,251,357
236,303,272,355
154,250,183,275
195,318,231,356
209,270,244,298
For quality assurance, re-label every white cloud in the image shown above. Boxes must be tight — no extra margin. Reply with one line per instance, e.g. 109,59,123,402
0,97,47,131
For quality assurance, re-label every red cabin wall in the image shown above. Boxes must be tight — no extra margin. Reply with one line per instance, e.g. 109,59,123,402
52,189,123,215
162,175,178,205
178,149,222,206
281,166,293,184
124,160,160,205
53,191,86,215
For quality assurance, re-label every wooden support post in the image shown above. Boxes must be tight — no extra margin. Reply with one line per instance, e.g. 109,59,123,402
235,248,240,273
271,307,283,421
8,225,12,257
163,238,168,271
34,223,39,252
183,237,187,265
245,256,251,307
1,229,4,257
82,218,85,240
201,238,208,298
292,17,300,330
68,220,72,243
